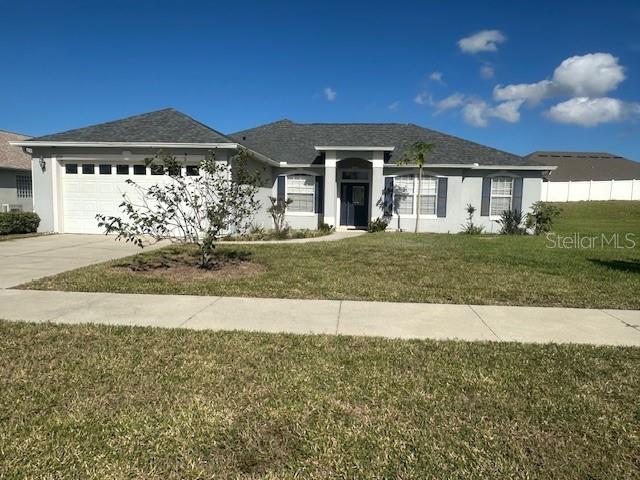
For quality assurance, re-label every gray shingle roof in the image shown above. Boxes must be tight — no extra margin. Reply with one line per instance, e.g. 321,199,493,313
231,120,532,166
527,151,640,181
0,130,31,170
29,108,234,144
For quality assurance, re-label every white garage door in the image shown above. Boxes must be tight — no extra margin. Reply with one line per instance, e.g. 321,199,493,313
62,162,172,234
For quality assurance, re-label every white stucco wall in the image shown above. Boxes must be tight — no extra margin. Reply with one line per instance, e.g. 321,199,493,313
383,167,543,234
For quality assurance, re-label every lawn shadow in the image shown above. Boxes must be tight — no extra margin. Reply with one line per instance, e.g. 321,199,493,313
588,258,640,273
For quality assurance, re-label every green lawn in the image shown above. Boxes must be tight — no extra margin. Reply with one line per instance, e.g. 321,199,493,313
22,201,640,309
1,320,638,479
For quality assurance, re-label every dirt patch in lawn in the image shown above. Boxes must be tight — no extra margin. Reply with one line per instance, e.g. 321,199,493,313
114,251,265,282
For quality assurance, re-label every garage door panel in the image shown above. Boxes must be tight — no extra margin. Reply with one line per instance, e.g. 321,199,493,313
62,167,172,234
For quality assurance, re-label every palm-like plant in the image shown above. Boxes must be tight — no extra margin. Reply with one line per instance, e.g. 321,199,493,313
397,141,435,233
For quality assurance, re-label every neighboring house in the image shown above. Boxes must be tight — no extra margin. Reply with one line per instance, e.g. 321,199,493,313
0,130,33,212
11,108,554,234
527,151,640,202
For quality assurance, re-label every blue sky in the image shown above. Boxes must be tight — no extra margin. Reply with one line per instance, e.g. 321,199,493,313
1,0,639,159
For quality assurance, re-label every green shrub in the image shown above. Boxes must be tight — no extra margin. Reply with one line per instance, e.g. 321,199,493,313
318,222,334,233
460,204,484,235
0,212,40,235
495,209,526,235
526,202,562,235
368,217,389,233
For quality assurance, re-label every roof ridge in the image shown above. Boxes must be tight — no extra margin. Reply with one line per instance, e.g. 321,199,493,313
169,110,236,142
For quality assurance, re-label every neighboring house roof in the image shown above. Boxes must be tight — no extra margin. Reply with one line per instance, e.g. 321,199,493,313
527,151,640,181
231,119,534,166
27,108,235,144
0,130,31,170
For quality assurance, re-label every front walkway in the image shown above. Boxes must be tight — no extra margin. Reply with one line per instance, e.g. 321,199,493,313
1,289,638,346
217,230,365,244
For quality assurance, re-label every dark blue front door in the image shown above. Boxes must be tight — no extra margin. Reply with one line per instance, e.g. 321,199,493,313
340,183,369,227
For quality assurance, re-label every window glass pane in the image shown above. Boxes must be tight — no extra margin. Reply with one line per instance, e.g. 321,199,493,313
490,177,513,216
421,177,437,195
395,175,414,215
82,164,95,175
419,195,437,215
116,165,129,175
491,196,511,216
133,165,146,175
352,186,365,205
491,177,513,196
186,165,199,176
99,164,112,175
342,171,368,180
16,175,32,198
288,193,314,212
150,164,164,175
287,174,315,212
65,163,78,174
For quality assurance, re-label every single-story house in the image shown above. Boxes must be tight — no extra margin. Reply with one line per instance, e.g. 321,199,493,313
527,151,640,202
12,108,555,234
0,130,33,212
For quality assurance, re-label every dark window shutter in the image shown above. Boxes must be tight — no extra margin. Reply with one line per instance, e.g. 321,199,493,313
277,175,286,203
436,177,448,218
384,177,394,217
480,177,491,216
315,175,324,214
512,177,523,213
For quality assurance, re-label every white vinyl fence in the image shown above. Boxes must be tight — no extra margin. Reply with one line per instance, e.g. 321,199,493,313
541,179,640,202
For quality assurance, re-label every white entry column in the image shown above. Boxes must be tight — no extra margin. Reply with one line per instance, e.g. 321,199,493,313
323,151,337,226
370,151,384,220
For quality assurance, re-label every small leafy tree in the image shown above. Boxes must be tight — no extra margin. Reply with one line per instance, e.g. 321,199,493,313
525,201,561,235
495,209,526,235
96,149,261,268
267,196,293,233
397,141,435,233
460,204,484,234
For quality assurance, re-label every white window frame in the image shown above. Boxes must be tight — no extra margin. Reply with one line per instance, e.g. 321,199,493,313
391,174,438,219
16,174,32,198
489,176,514,219
285,173,316,216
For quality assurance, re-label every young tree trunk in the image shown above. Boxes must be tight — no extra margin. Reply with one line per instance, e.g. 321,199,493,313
415,166,422,233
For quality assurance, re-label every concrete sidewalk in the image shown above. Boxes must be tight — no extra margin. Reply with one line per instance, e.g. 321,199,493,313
1,289,638,346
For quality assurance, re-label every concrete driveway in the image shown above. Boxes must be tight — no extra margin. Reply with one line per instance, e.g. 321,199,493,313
0,234,161,288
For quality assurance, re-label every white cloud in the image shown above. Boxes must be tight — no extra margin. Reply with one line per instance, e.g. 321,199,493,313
323,87,337,101
429,71,444,84
480,64,495,79
463,99,524,127
414,91,433,106
463,101,490,127
388,101,400,111
494,53,625,104
546,97,640,127
494,80,555,105
458,30,506,54
434,93,466,113
553,53,625,96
